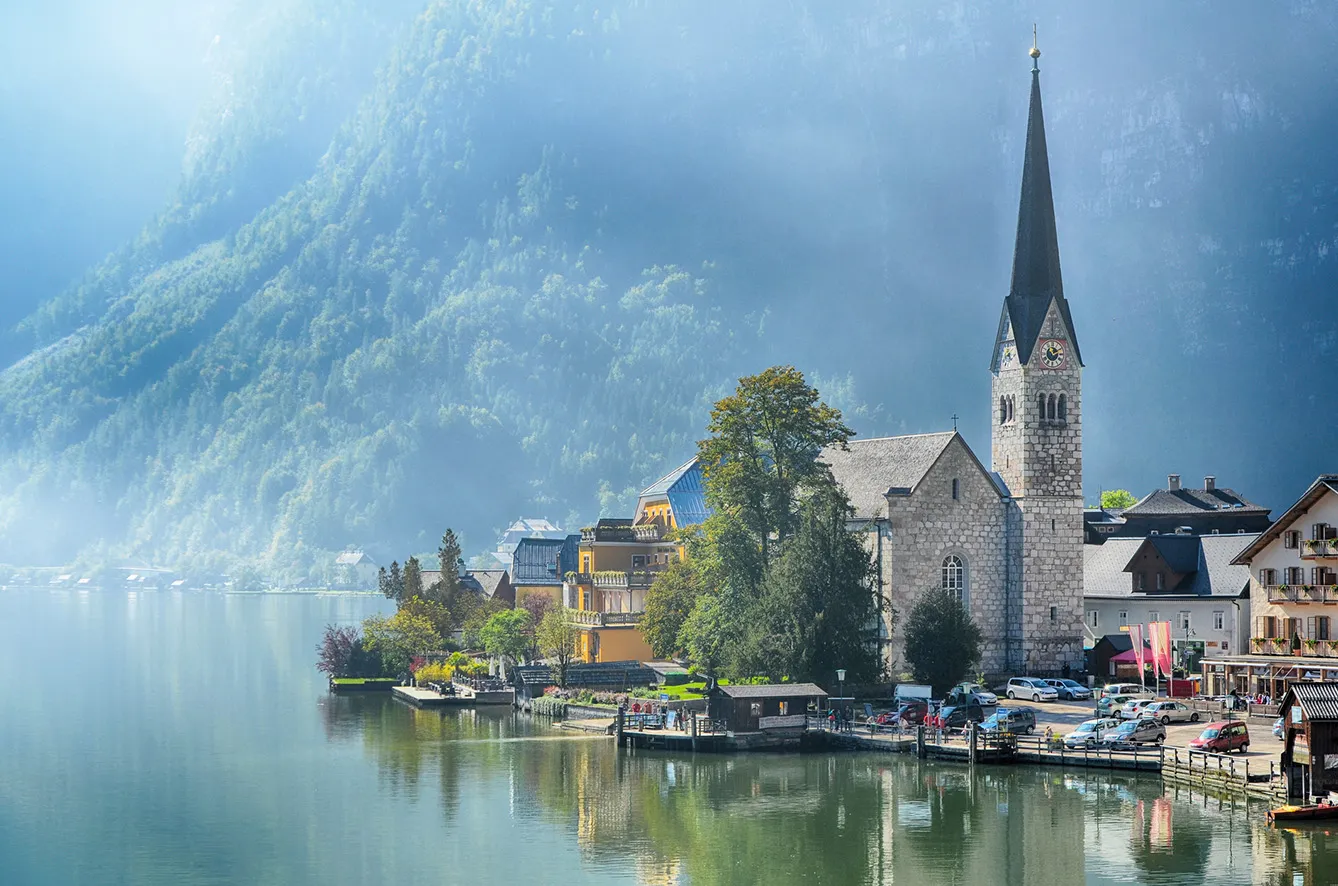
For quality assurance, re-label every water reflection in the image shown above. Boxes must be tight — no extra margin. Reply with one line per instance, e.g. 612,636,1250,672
329,694,1338,886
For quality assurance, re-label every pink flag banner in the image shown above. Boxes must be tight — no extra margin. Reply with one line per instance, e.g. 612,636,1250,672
1150,621,1174,678
1129,624,1146,677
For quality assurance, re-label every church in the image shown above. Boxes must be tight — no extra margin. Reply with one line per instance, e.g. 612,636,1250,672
824,44,1083,678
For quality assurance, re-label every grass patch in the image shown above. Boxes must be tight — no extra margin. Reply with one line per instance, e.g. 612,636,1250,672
331,677,398,685
639,679,732,701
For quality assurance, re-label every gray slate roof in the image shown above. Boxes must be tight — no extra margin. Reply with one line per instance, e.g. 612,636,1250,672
1083,533,1257,598
1285,682,1338,721
465,570,508,599
1122,487,1268,517
717,682,828,699
821,433,958,519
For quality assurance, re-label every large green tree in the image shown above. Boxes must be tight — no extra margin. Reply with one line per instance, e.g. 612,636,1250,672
479,608,532,679
678,594,731,678
402,556,424,601
741,483,882,684
902,588,983,696
641,559,708,659
697,365,853,575
361,609,442,678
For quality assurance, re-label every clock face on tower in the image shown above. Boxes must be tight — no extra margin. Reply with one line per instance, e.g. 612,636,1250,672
1040,339,1066,369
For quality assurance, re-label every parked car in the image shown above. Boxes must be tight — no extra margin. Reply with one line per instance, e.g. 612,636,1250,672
937,702,985,731
1142,700,1200,725
1044,678,1093,701
881,700,928,726
980,707,1037,735
952,682,998,706
1273,717,1285,739
1190,721,1250,754
1119,698,1157,720
1100,717,1166,747
1063,717,1122,748
1006,677,1060,702
1100,683,1154,699
1098,693,1138,716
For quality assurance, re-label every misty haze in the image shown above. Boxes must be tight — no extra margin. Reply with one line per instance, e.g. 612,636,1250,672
2,3,1336,885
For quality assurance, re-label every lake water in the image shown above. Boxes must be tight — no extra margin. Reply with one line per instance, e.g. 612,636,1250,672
0,589,1330,886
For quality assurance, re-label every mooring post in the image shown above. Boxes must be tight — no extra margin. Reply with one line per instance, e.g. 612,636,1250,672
969,723,978,766
616,707,625,747
917,724,927,759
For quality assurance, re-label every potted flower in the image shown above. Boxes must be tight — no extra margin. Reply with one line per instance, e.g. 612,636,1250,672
1251,637,1266,652
1305,638,1320,654
1305,538,1319,553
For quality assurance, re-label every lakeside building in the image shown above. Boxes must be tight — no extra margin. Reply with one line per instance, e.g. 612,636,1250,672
1082,530,1255,675
511,535,580,608
1202,474,1338,697
823,48,1083,677
565,459,711,663
1083,474,1271,545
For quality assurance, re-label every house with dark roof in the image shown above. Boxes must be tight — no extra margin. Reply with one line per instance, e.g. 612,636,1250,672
462,569,514,607
1103,474,1272,540
1228,474,1338,662
707,683,829,733
1082,531,1256,669
511,535,580,608
816,51,1090,679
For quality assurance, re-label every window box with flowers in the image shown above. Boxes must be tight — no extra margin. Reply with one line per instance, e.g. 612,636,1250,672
1305,639,1320,654
1251,637,1266,653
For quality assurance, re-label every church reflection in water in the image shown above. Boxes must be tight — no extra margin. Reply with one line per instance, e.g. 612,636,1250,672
323,696,1336,886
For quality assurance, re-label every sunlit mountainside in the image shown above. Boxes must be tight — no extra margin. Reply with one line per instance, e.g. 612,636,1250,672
2,1,1336,582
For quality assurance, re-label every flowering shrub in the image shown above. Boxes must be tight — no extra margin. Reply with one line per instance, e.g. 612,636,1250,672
542,687,628,706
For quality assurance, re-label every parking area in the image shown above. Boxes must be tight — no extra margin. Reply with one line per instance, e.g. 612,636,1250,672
1011,698,1283,758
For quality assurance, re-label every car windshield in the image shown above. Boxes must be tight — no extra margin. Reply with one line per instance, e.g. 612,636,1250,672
1074,722,1097,733
1112,723,1135,734
1201,728,1220,738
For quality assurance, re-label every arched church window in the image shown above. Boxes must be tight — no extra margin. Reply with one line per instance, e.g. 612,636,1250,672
1006,396,1014,423
999,396,1007,424
1047,393,1057,420
1037,393,1046,419
1058,393,1067,421
941,555,966,606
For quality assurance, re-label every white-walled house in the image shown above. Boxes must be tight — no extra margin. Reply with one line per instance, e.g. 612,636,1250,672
1083,531,1255,669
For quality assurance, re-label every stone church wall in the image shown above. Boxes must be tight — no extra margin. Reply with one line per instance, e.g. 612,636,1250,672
876,437,1011,676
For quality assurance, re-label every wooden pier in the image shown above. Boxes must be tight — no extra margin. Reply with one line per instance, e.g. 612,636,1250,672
392,684,515,708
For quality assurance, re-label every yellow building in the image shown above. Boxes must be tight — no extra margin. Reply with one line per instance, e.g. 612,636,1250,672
568,458,711,662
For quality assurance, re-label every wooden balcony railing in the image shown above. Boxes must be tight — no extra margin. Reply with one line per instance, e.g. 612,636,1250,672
1301,539,1338,560
1265,584,1338,604
569,610,644,627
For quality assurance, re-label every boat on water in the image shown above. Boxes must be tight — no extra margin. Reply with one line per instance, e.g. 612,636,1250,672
1267,803,1338,824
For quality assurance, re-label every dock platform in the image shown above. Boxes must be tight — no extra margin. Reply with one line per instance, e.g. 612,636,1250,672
392,684,515,708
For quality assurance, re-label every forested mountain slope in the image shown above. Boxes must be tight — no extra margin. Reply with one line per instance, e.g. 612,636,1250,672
4,1,1338,581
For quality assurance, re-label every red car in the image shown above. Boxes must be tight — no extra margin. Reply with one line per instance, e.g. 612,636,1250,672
1189,720,1250,754
877,701,928,725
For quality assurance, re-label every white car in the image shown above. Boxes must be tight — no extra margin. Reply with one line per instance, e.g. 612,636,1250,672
1142,700,1200,725
1100,683,1152,699
1006,677,1059,702
1119,698,1156,720
1063,717,1122,748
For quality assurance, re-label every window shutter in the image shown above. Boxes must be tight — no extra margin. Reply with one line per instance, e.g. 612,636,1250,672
1308,616,1317,640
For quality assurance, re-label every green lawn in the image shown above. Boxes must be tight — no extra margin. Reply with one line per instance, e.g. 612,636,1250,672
331,677,397,685
647,679,731,701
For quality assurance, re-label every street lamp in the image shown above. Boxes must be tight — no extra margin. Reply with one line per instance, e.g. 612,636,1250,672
836,668,846,701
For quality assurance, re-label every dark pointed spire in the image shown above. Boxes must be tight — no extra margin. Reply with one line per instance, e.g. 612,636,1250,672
1004,32,1082,366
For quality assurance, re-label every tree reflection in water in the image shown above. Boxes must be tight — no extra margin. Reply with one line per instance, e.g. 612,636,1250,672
322,699,1338,885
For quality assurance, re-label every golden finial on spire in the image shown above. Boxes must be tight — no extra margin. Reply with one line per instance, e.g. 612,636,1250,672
1030,24,1041,65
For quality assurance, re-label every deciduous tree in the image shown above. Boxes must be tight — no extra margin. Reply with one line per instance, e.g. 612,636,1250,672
642,560,707,659
479,608,532,678
1100,489,1138,510
362,610,442,678
698,365,853,573
536,606,580,687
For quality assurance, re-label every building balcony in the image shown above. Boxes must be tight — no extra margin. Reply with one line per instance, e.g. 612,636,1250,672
569,610,644,628
1265,584,1338,604
1249,637,1338,657
1301,539,1338,560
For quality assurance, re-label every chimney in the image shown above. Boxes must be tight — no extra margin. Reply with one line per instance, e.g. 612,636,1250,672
1168,474,1181,491
1204,476,1216,492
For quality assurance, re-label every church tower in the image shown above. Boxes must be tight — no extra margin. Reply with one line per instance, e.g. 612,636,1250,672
989,37,1083,673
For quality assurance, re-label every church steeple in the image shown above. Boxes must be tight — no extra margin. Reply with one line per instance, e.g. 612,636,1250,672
1003,36,1082,367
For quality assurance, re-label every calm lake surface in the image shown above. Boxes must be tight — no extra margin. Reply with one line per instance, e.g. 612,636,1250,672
0,589,1331,886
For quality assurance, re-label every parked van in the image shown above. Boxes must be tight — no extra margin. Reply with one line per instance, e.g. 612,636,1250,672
980,707,1037,735
1101,683,1152,698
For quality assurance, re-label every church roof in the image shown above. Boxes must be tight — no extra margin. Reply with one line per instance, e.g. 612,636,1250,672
1004,60,1082,367
820,432,958,519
